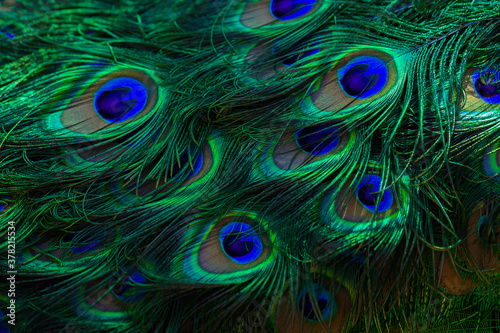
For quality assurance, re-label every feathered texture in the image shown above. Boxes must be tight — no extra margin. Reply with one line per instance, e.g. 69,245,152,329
1,0,500,332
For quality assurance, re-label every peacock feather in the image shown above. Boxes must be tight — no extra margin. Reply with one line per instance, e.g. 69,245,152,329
1,0,500,332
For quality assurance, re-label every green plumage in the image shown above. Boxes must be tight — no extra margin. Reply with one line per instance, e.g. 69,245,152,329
1,0,500,332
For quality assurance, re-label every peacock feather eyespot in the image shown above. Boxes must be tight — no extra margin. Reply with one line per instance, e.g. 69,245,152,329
471,68,500,104
270,0,316,21
273,273,353,333
355,174,394,214
93,77,149,123
321,166,409,243
484,140,500,181
295,123,341,156
219,222,264,265
236,0,323,30
337,56,389,99
301,48,405,119
50,68,159,135
297,283,337,322
174,211,276,284
258,122,357,178
461,67,500,119
462,204,500,271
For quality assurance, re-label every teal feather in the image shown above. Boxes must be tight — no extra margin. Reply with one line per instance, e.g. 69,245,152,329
1,0,500,332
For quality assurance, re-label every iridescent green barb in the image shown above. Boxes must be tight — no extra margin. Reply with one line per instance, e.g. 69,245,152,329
1,0,500,332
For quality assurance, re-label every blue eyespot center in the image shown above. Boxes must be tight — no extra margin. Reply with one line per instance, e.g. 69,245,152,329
338,56,389,99
356,175,394,214
223,234,254,257
472,69,500,104
341,64,378,96
219,222,263,265
475,78,500,98
270,0,316,21
297,283,337,322
296,124,340,156
358,183,379,206
94,77,149,123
